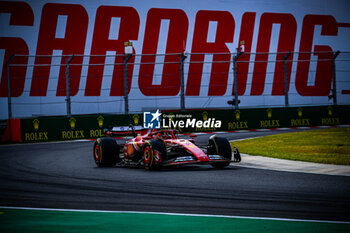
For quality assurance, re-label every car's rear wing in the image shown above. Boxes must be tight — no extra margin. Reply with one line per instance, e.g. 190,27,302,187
105,125,149,137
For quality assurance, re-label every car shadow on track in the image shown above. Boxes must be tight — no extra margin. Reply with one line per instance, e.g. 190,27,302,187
106,164,240,172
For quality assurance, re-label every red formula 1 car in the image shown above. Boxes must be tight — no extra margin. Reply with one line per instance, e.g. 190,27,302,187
93,125,241,170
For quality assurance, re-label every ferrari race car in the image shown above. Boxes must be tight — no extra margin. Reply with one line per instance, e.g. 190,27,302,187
93,125,241,170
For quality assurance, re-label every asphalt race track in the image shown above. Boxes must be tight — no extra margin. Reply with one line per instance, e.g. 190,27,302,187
0,130,349,221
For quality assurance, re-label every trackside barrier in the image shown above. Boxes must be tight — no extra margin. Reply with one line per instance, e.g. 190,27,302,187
2,119,22,142
17,105,350,143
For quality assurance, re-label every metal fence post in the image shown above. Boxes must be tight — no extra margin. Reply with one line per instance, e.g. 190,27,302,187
65,55,74,117
332,51,340,105
6,55,15,142
6,55,15,120
180,52,187,111
123,54,132,114
283,52,291,107
233,51,242,109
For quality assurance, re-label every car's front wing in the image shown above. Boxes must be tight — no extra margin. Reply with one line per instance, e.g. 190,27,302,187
162,154,239,167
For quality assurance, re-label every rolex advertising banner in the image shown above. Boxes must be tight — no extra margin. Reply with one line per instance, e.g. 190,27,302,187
20,105,350,142
162,105,349,133
21,113,142,142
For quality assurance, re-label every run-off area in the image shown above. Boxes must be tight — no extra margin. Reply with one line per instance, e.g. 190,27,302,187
0,208,349,233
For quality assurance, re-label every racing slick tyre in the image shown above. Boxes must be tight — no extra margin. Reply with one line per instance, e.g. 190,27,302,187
142,139,167,170
207,135,232,169
93,137,121,167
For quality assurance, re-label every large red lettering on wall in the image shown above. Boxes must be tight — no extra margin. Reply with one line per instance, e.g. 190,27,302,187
0,1,33,97
30,3,88,96
250,13,297,96
186,10,235,96
138,8,188,96
233,12,256,96
0,2,347,104
295,15,338,96
85,6,140,96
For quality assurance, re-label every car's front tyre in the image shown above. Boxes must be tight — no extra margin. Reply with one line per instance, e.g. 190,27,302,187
207,135,232,169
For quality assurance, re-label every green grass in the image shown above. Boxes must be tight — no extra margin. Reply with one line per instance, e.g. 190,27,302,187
230,127,350,165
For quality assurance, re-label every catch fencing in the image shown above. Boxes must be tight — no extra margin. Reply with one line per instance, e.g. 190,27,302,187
3,51,350,119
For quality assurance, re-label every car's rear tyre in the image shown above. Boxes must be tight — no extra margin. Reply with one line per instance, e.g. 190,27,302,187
143,139,167,170
207,135,232,169
93,137,121,167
